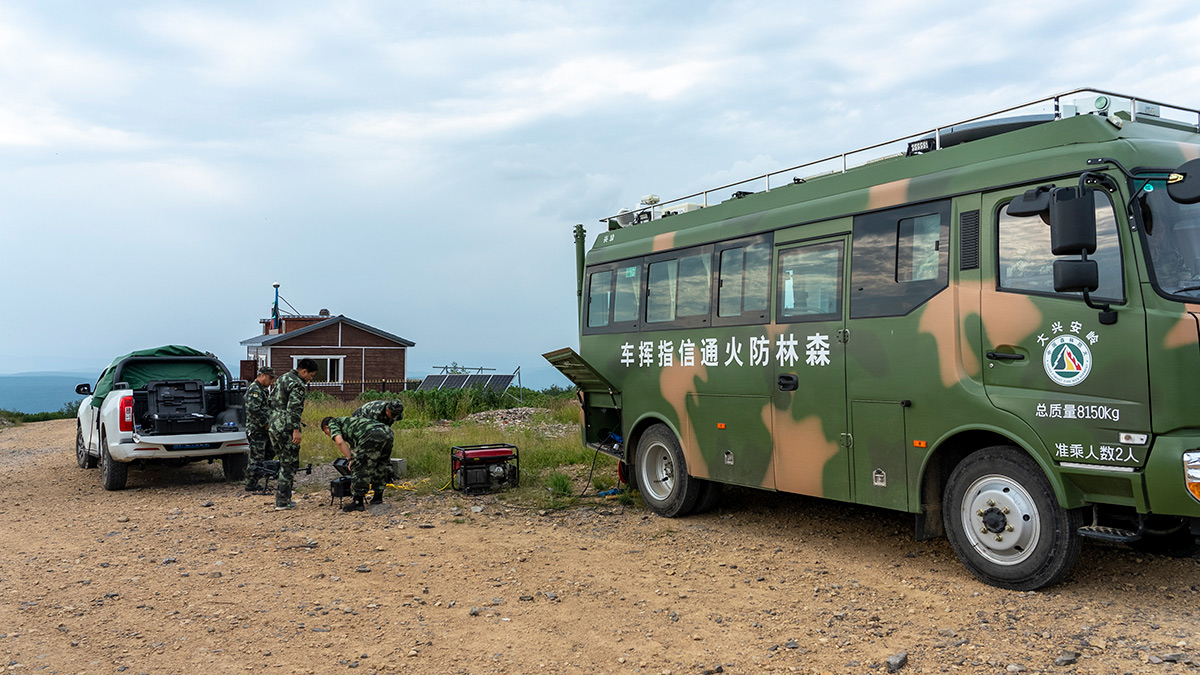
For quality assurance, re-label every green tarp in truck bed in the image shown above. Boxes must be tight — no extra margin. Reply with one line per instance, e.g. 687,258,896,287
90,345,226,408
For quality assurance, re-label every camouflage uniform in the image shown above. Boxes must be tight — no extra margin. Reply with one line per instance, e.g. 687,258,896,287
352,399,404,426
326,416,394,498
268,369,307,507
244,377,275,489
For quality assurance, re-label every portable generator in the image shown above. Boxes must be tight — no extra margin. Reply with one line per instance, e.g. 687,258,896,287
451,444,519,493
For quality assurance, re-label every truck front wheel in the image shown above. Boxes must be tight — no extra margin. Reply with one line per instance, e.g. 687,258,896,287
76,423,97,469
943,446,1082,590
634,424,700,517
99,431,129,491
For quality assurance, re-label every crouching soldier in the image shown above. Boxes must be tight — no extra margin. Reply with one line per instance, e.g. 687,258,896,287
320,415,393,512
244,366,276,492
352,399,404,426
352,399,403,494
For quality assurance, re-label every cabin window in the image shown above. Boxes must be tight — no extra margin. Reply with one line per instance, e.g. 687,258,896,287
998,191,1124,301
293,356,343,384
583,261,642,333
715,235,772,325
647,248,712,326
850,200,950,319
586,269,612,328
777,241,844,323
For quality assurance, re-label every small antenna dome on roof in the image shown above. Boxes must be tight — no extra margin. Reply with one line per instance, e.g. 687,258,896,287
318,309,330,316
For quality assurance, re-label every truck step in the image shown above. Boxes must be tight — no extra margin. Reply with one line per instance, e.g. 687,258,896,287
1077,525,1142,543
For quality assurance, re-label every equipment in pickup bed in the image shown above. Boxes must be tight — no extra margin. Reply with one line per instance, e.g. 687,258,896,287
451,443,519,493
144,380,213,434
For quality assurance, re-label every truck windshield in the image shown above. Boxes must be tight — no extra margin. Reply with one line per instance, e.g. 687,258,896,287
1140,181,1200,298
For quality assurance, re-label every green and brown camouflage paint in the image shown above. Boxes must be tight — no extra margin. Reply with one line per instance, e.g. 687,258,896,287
552,104,1200,524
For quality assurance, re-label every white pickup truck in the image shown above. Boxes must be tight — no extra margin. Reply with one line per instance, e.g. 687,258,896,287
75,346,250,490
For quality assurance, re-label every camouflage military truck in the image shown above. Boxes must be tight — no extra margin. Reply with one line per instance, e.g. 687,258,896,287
546,88,1200,590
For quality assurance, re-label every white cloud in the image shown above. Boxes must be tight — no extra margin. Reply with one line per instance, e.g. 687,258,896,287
0,104,147,149
135,7,319,88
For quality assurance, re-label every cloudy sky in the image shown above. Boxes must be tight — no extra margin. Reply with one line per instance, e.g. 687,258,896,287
2,1,1199,387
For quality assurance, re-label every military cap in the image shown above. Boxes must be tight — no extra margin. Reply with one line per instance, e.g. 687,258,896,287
258,366,276,376
386,400,405,418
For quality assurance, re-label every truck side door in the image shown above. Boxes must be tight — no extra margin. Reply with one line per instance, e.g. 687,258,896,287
981,184,1151,470
771,233,851,500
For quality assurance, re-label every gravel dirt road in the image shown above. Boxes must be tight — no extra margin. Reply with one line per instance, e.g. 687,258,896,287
2,419,1198,674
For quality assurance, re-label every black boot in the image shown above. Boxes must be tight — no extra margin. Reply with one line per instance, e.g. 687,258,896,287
369,485,383,505
342,496,365,512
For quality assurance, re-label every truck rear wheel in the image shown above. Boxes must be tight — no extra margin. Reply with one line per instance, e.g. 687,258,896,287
943,446,1082,590
634,424,700,517
222,453,248,481
76,424,97,469
100,431,128,491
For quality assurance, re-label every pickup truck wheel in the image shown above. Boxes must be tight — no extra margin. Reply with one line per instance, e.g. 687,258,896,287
99,431,128,491
942,446,1082,590
222,453,248,481
634,424,700,518
76,424,97,469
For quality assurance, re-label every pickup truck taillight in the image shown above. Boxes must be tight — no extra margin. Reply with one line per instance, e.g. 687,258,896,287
119,395,134,432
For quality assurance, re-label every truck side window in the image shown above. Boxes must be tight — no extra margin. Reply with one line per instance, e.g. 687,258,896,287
583,261,642,333
850,200,950,319
998,191,1124,301
613,264,640,323
586,270,612,328
647,247,712,326
716,236,771,324
777,241,843,323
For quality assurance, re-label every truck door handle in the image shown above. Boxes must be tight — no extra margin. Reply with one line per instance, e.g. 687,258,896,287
778,374,799,391
986,351,1025,361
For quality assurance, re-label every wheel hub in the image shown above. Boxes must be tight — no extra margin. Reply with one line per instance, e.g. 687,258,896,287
980,507,1008,533
961,474,1041,566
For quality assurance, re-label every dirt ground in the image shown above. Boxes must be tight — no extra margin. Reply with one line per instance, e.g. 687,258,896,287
2,420,1199,674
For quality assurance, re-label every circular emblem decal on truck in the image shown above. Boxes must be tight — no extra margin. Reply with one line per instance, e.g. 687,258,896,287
1043,334,1092,387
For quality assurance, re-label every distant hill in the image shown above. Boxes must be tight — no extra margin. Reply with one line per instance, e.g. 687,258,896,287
0,374,92,414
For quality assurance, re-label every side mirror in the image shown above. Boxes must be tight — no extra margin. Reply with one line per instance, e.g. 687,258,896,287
75,383,93,396
1049,186,1097,255
1054,259,1099,294
1168,158,1200,204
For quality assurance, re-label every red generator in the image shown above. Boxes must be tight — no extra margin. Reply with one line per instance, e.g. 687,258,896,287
451,443,519,493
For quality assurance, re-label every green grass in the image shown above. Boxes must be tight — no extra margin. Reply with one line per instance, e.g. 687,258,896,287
295,396,622,508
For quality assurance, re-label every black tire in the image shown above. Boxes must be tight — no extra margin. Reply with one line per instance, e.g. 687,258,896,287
1129,516,1200,557
693,479,723,514
76,423,97,469
100,430,129,491
634,424,700,517
222,453,248,481
942,446,1083,591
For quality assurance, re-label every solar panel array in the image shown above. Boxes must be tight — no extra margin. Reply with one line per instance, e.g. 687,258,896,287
416,373,516,393
416,375,446,391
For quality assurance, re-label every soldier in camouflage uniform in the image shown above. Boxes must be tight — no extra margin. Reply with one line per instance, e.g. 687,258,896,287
352,399,404,426
268,358,318,510
352,399,404,497
320,415,394,512
244,366,276,491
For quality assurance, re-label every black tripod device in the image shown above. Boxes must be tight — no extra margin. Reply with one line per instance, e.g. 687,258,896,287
251,460,313,495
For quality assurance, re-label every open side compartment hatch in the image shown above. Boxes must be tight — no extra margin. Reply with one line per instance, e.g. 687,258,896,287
543,347,624,458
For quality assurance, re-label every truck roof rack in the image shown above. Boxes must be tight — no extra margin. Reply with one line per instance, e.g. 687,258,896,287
603,88,1200,225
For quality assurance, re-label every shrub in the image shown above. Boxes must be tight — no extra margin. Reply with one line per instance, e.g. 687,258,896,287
306,389,335,403
356,389,403,402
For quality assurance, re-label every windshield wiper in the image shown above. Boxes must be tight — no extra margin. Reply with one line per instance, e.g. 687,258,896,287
1170,285,1200,294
